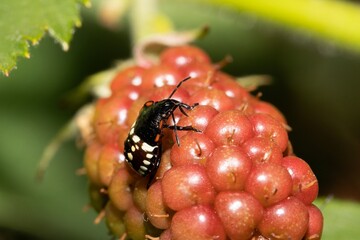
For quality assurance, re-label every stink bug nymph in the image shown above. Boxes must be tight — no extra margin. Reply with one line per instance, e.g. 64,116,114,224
124,77,200,187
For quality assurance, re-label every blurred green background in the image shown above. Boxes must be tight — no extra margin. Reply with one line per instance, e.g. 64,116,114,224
1,0,360,239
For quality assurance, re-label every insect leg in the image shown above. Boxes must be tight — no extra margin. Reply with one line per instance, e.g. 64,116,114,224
178,102,199,116
163,107,201,134
164,125,201,132
160,112,199,146
171,112,180,146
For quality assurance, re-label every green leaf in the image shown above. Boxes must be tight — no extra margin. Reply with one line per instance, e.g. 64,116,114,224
315,197,360,239
197,0,360,53
0,0,90,76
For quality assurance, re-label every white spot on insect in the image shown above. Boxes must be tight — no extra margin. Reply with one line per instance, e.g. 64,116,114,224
140,166,148,171
132,135,140,143
143,160,151,165
135,144,139,150
146,153,153,159
131,145,136,152
130,127,134,135
127,152,133,161
138,169,145,175
141,142,157,152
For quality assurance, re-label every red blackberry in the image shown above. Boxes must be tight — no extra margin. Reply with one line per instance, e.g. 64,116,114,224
77,45,323,239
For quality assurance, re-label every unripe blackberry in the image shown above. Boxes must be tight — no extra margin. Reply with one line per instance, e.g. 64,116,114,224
258,197,309,239
77,44,323,239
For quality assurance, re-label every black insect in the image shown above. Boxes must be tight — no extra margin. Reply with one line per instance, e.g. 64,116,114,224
124,77,200,187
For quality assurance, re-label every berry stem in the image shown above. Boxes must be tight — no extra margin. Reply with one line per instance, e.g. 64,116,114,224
94,209,106,224
149,213,170,218
144,235,159,240
119,233,127,240
36,118,78,181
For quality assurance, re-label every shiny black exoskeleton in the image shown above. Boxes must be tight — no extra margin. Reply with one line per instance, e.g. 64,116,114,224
124,77,200,187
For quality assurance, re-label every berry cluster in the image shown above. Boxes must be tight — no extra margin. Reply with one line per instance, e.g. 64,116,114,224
83,45,323,240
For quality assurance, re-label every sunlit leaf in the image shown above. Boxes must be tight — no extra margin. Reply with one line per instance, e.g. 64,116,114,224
0,0,90,76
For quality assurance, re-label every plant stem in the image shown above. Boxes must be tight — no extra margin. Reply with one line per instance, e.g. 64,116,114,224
202,0,360,52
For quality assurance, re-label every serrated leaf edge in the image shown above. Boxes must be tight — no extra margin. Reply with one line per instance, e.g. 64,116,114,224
1,0,89,77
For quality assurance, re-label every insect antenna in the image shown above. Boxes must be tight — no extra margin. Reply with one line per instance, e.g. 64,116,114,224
167,76,191,99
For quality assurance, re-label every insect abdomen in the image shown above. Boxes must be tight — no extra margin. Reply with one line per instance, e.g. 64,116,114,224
124,118,162,176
